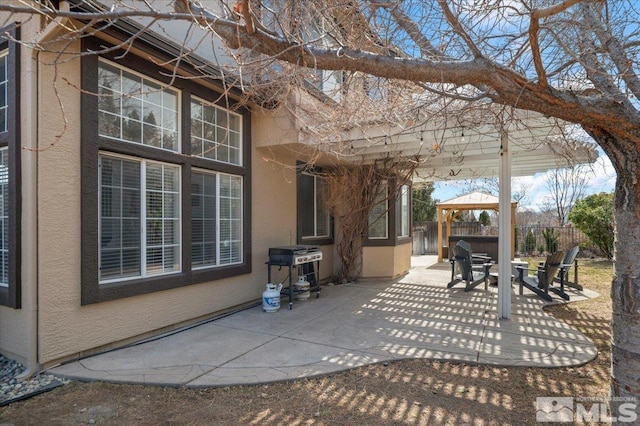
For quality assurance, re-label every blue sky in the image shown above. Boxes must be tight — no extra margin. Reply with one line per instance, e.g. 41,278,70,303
432,150,616,211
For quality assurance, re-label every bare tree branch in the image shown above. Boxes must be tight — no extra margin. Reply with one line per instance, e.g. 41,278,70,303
369,0,442,58
528,13,547,87
581,2,640,101
436,0,483,59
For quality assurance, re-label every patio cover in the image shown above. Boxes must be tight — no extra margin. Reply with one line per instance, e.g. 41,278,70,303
303,109,598,320
306,111,597,181
436,192,517,262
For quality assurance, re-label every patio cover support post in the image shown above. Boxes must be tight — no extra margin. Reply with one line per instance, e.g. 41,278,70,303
498,129,512,319
437,207,443,262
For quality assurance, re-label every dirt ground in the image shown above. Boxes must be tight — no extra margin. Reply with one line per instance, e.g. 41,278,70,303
0,259,613,425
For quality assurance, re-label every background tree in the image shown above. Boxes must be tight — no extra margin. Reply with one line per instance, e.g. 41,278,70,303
521,229,537,254
478,210,491,227
412,183,437,223
541,165,593,226
569,192,614,260
542,228,559,253
2,0,639,402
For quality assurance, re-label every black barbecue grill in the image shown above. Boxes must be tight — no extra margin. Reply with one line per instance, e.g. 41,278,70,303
267,246,322,309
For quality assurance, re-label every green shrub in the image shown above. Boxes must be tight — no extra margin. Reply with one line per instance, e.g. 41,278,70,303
542,228,559,253
521,229,537,254
568,192,614,259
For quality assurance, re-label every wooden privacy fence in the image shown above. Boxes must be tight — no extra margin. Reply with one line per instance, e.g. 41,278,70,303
413,222,588,256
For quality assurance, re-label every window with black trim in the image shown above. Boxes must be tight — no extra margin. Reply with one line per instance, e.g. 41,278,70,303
396,184,410,238
365,181,411,246
0,25,21,309
368,182,388,239
81,38,251,304
297,166,333,245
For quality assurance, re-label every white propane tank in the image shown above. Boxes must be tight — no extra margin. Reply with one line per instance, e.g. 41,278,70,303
262,283,282,312
294,275,311,300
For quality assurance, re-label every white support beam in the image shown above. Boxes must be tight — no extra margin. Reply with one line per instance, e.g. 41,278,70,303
498,129,512,319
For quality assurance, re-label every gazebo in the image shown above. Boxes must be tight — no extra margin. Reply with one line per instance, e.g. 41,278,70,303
436,192,517,262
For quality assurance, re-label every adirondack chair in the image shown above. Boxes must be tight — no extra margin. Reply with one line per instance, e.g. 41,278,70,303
516,251,568,301
448,240,493,292
554,245,582,290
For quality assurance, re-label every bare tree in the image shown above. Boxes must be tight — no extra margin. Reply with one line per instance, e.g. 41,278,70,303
542,165,593,226
2,0,640,403
319,159,417,282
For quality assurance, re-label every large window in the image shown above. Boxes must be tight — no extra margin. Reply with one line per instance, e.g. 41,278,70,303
368,184,388,239
365,180,411,247
191,170,243,268
0,25,20,308
98,60,179,151
396,185,410,238
191,97,242,166
301,175,330,240
297,167,332,244
99,154,181,282
82,39,250,304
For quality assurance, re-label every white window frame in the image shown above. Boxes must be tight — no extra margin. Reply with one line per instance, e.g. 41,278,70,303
0,50,7,134
191,169,243,269
97,58,181,153
302,175,331,240
0,147,7,287
368,183,389,240
98,152,182,284
190,95,243,166
397,184,410,238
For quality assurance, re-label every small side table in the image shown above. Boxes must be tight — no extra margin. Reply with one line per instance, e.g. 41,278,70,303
489,260,528,286
511,259,528,283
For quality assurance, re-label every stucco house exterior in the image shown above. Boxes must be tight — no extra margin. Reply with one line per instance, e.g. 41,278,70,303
0,1,413,373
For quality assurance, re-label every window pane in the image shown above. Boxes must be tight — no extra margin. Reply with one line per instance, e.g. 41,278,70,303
0,52,7,134
98,60,179,152
300,174,331,240
368,185,388,239
299,173,315,238
0,149,8,286
145,162,181,275
191,171,217,268
396,185,410,238
99,156,141,281
219,174,242,264
190,97,242,165
99,155,182,281
0,53,6,80
315,177,330,238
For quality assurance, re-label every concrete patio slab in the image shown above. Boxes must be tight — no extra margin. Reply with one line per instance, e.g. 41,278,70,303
49,256,599,388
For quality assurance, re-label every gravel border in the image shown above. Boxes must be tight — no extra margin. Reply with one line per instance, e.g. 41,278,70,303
0,355,69,406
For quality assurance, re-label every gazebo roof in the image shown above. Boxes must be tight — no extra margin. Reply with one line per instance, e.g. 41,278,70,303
437,191,516,210
436,191,518,263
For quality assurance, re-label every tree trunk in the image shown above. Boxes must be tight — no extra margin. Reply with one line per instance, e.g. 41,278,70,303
590,127,640,409
610,182,640,403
